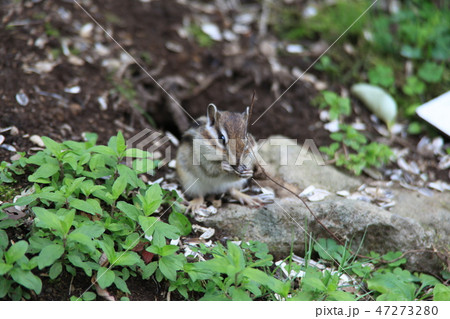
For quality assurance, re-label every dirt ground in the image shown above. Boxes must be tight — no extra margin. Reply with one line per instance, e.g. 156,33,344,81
0,0,448,300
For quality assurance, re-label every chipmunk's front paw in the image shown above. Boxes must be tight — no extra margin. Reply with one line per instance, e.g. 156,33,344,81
221,161,234,173
187,196,205,213
237,168,253,179
230,188,263,208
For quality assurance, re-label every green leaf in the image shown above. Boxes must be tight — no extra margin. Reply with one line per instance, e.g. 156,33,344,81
10,268,42,294
227,242,245,272
82,291,97,301
138,216,158,237
33,207,64,235
98,236,116,263
0,263,13,275
159,245,179,257
67,253,93,276
230,287,252,301
168,212,191,236
116,131,126,155
38,191,66,204
402,76,425,96
0,229,8,250
49,261,63,279
37,244,64,269
28,163,59,182
418,62,444,83
88,145,117,156
368,65,394,88
113,251,141,267
243,267,290,297
159,254,185,281
302,276,327,292
67,232,96,252
65,177,86,196
114,276,131,294
41,136,63,158
327,290,355,301
433,283,450,301
5,240,28,264
97,267,115,289
143,183,163,215
112,175,128,199
141,262,158,280
125,148,153,158
69,198,102,215
407,122,422,135
60,209,75,235
367,272,416,301
117,201,142,221
0,277,12,298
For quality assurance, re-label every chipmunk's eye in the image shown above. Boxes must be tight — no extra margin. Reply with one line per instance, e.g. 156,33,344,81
219,133,226,145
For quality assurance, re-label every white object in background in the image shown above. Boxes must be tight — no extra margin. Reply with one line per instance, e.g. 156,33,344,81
416,91,450,137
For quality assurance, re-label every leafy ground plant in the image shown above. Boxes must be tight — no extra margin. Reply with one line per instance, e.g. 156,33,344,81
315,91,393,175
0,133,448,301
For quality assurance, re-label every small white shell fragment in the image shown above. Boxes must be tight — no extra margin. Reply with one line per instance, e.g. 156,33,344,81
68,55,84,66
300,185,331,201
223,30,238,41
165,41,183,53
170,238,180,246
438,155,450,170
94,43,110,56
16,92,29,106
232,24,250,34
307,189,331,201
286,44,304,54
165,131,179,146
319,110,329,121
324,120,339,132
397,157,420,175
30,135,45,147
10,126,19,135
201,23,222,41
300,185,316,197
1,144,17,152
428,181,450,192
351,83,397,129
64,86,81,94
336,190,350,197
97,96,107,110
168,159,176,169
34,61,57,73
235,13,254,25
0,135,4,145
351,122,366,131
275,260,306,279
200,228,215,240
303,5,318,18
80,23,94,38
61,38,71,56
390,123,404,135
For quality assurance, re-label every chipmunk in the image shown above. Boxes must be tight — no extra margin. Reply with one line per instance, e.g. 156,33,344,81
176,103,264,211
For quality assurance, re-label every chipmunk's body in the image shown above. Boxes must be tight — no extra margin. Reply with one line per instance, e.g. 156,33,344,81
176,104,262,211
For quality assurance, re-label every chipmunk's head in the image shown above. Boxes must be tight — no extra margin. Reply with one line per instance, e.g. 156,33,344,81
206,103,251,174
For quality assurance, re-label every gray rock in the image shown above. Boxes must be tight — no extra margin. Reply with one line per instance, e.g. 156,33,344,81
203,197,439,273
203,136,448,274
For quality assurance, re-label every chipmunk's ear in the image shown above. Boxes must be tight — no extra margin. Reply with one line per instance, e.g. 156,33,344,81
244,106,250,119
244,106,250,135
207,103,218,126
